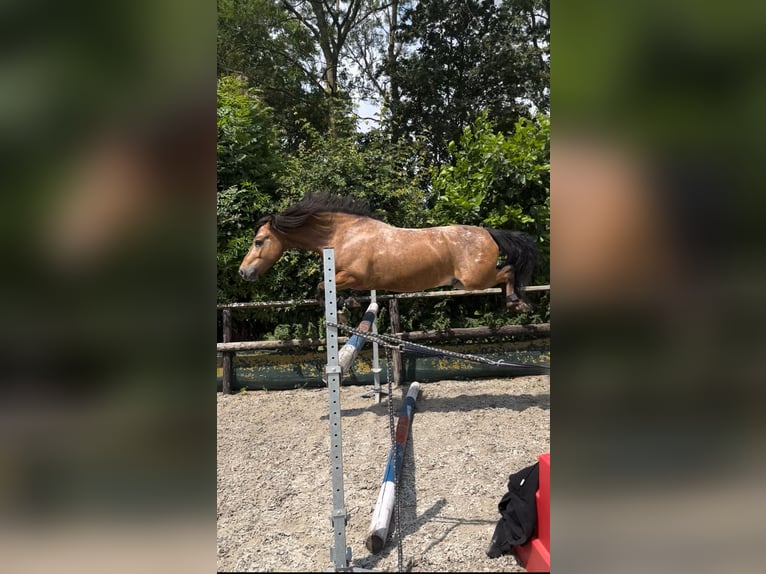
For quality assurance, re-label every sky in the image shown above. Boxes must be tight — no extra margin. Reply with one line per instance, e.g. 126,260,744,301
356,98,381,132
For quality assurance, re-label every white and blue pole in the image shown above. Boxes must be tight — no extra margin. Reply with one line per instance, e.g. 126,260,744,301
365,381,421,554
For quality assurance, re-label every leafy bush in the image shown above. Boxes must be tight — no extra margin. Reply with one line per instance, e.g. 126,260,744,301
430,112,550,284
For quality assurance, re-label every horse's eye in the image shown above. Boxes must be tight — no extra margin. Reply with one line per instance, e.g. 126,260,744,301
254,239,264,248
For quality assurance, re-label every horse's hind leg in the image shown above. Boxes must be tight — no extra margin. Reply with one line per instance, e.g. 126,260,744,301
496,265,533,312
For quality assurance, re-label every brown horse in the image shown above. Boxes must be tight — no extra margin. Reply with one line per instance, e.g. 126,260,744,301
239,194,539,312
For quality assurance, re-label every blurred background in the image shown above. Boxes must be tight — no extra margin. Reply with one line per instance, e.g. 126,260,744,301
1,1,765,573
553,1,766,573
0,1,216,573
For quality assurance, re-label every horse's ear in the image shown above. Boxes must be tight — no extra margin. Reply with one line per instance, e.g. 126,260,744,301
265,213,280,232
254,214,273,233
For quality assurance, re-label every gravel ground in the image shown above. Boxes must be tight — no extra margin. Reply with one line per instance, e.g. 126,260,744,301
217,375,550,572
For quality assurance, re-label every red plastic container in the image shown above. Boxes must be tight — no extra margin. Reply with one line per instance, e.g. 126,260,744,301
513,453,550,572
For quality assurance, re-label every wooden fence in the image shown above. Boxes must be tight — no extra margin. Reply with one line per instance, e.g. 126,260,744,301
216,285,550,394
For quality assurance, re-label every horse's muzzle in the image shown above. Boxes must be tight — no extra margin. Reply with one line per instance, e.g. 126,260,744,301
239,266,259,281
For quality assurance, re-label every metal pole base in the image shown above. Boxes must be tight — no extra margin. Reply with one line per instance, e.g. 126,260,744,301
359,388,390,400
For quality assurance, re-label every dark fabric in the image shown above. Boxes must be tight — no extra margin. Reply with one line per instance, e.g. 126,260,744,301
486,462,540,558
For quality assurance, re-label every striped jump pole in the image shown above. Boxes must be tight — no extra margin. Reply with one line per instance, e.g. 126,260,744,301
365,381,422,554
338,301,379,373
370,290,383,403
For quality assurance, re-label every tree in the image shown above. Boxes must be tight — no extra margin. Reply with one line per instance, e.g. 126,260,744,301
344,0,415,137
430,111,550,282
281,0,389,134
217,75,283,193
395,0,549,165
218,0,329,149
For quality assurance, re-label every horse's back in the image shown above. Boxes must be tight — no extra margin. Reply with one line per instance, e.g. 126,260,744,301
331,219,499,291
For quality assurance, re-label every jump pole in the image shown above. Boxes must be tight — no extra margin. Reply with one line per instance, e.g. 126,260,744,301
365,381,422,554
338,300,379,373
322,247,376,573
370,290,383,403
339,290,384,403
322,247,353,570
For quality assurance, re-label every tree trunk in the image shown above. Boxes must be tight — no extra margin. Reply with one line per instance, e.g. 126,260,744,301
387,0,400,140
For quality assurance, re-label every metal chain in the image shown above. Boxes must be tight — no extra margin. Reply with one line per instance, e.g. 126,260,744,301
385,347,404,573
334,317,546,573
328,321,549,372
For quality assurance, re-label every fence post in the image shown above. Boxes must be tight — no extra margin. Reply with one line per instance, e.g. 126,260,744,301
222,308,233,394
388,297,403,386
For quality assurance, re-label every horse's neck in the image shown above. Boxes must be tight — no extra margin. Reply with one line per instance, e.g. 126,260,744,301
277,213,341,253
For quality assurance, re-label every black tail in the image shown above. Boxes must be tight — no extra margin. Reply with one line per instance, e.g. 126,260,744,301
486,228,539,294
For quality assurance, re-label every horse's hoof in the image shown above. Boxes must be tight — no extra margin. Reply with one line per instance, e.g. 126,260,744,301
507,301,533,313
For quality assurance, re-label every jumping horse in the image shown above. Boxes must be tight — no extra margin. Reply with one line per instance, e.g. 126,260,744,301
239,193,539,312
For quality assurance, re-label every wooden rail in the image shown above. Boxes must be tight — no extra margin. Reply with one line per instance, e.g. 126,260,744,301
217,285,550,393
215,323,550,353
216,285,550,310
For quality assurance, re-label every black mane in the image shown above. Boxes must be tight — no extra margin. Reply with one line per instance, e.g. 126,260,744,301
256,192,378,232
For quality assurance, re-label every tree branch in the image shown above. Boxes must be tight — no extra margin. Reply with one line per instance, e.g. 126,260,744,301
282,1,321,40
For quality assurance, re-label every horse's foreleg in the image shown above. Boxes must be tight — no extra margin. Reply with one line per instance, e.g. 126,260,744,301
315,270,359,299
313,280,351,324
314,281,326,305
334,271,364,322
315,273,362,324
496,265,533,312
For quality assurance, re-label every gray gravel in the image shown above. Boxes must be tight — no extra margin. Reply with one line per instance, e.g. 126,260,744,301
217,375,550,572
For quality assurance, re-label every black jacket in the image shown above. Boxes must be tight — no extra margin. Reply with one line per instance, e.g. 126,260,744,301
486,461,540,558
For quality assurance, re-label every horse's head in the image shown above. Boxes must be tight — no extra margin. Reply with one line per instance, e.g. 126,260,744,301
238,219,286,281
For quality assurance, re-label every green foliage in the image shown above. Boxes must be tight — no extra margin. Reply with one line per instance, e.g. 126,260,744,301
216,0,551,341
280,127,430,229
217,185,254,302
430,111,550,283
217,75,284,303
395,0,550,165
217,0,328,150
217,75,283,192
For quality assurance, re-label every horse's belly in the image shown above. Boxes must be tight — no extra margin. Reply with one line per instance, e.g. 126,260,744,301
363,258,454,292
372,273,453,292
